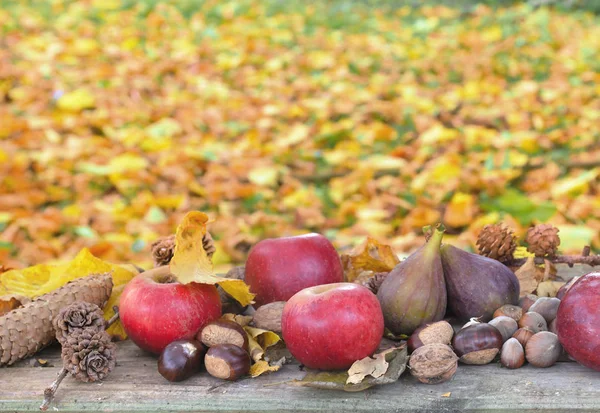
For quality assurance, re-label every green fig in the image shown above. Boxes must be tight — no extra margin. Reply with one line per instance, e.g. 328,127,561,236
441,244,519,321
377,226,446,336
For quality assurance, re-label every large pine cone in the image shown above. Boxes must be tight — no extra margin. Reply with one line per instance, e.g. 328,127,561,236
61,329,116,382
526,224,560,257
476,224,517,263
53,302,106,345
151,232,215,267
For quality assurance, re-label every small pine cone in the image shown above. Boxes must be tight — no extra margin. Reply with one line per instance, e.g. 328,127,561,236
54,302,105,345
526,224,560,257
62,329,116,383
476,224,517,263
151,232,215,267
355,272,389,294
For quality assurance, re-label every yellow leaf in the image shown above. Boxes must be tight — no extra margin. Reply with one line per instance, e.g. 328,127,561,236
341,237,400,282
170,212,255,306
514,257,543,296
444,192,477,228
250,360,281,377
248,166,279,187
56,89,95,112
513,246,535,259
0,249,136,338
536,281,565,298
244,326,281,350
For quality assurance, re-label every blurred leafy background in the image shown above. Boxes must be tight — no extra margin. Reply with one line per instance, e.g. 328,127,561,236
0,0,599,271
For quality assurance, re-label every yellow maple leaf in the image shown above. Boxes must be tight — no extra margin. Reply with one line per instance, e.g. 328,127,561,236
341,237,400,282
169,211,255,306
250,360,281,378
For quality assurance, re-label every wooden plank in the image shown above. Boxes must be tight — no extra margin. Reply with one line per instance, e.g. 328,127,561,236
2,341,600,412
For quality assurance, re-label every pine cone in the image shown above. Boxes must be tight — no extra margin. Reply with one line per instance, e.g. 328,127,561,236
355,272,389,294
151,232,215,267
476,224,517,263
0,273,113,366
61,329,116,382
526,224,560,257
54,302,106,345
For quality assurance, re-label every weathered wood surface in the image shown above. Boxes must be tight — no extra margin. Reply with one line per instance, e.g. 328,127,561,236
1,340,600,413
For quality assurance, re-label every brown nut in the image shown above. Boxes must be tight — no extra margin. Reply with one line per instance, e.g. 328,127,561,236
518,312,547,333
205,344,251,381
528,297,560,323
493,305,523,322
500,338,525,369
251,301,285,333
525,332,562,368
452,324,503,365
198,320,249,351
519,295,538,313
488,316,518,343
409,343,458,384
512,328,535,348
407,321,454,353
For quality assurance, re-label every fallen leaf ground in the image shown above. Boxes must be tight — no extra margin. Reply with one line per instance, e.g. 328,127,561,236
0,0,599,271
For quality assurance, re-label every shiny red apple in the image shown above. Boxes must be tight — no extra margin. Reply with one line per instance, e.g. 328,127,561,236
245,233,343,307
281,283,384,370
120,270,221,354
556,272,600,371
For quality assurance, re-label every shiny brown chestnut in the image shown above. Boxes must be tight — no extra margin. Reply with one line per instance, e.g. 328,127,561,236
525,332,562,368
493,305,523,322
528,297,560,323
205,344,251,381
407,321,454,353
512,328,534,348
158,339,205,382
198,319,249,351
452,324,503,365
518,312,547,333
500,338,525,369
488,316,518,343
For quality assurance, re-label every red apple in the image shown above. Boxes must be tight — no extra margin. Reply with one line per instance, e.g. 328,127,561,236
281,283,384,370
120,269,222,354
245,233,343,307
556,272,600,371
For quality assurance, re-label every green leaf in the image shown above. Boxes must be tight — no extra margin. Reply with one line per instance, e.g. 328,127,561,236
74,226,98,239
480,189,556,225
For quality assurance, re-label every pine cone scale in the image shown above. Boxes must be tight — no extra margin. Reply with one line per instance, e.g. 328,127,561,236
477,224,517,263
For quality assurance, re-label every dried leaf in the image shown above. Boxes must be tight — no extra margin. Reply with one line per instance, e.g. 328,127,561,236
514,257,543,295
346,347,396,384
536,281,565,297
0,294,29,316
250,359,282,377
341,237,399,282
170,212,255,306
220,313,253,327
441,392,452,398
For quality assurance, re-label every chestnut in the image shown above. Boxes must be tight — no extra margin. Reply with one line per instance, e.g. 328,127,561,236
493,305,522,322
452,324,503,365
519,295,538,313
407,321,454,353
488,316,518,343
500,338,525,369
525,332,562,368
518,312,547,333
198,319,249,351
205,344,251,381
512,328,534,348
158,340,205,382
528,297,560,323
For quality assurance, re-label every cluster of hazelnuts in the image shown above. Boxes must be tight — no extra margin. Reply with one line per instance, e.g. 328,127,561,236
158,320,251,382
408,294,565,384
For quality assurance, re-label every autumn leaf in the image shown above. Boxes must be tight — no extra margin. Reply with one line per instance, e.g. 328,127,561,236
169,212,255,306
0,294,29,317
341,237,400,282
514,257,544,296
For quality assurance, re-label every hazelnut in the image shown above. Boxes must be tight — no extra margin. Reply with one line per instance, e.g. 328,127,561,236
512,328,534,348
519,295,538,313
205,344,251,381
158,340,205,382
407,321,454,353
528,297,560,323
452,324,503,365
493,305,523,322
409,343,458,384
548,318,558,335
488,316,518,343
525,332,562,368
500,338,525,369
518,312,547,333
251,301,285,333
198,319,249,351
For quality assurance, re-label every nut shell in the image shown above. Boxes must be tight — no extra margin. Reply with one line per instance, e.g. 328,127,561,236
518,312,547,333
407,321,454,353
251,301,285,333
452,324,503,365
409,343,458,384
500,338,525,369
493,305,523,322
488,316,518,343
198,319,249,351
158,340,205,382
528,297,560,323
205,344,251,381
512,328,534,348
525,332,562,368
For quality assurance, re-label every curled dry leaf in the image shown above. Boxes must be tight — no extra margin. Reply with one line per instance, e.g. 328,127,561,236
514,257,544,295
0,294,30,316
536,281,565,298
341,237,399,283
169,212,255,306
346,347,397,384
